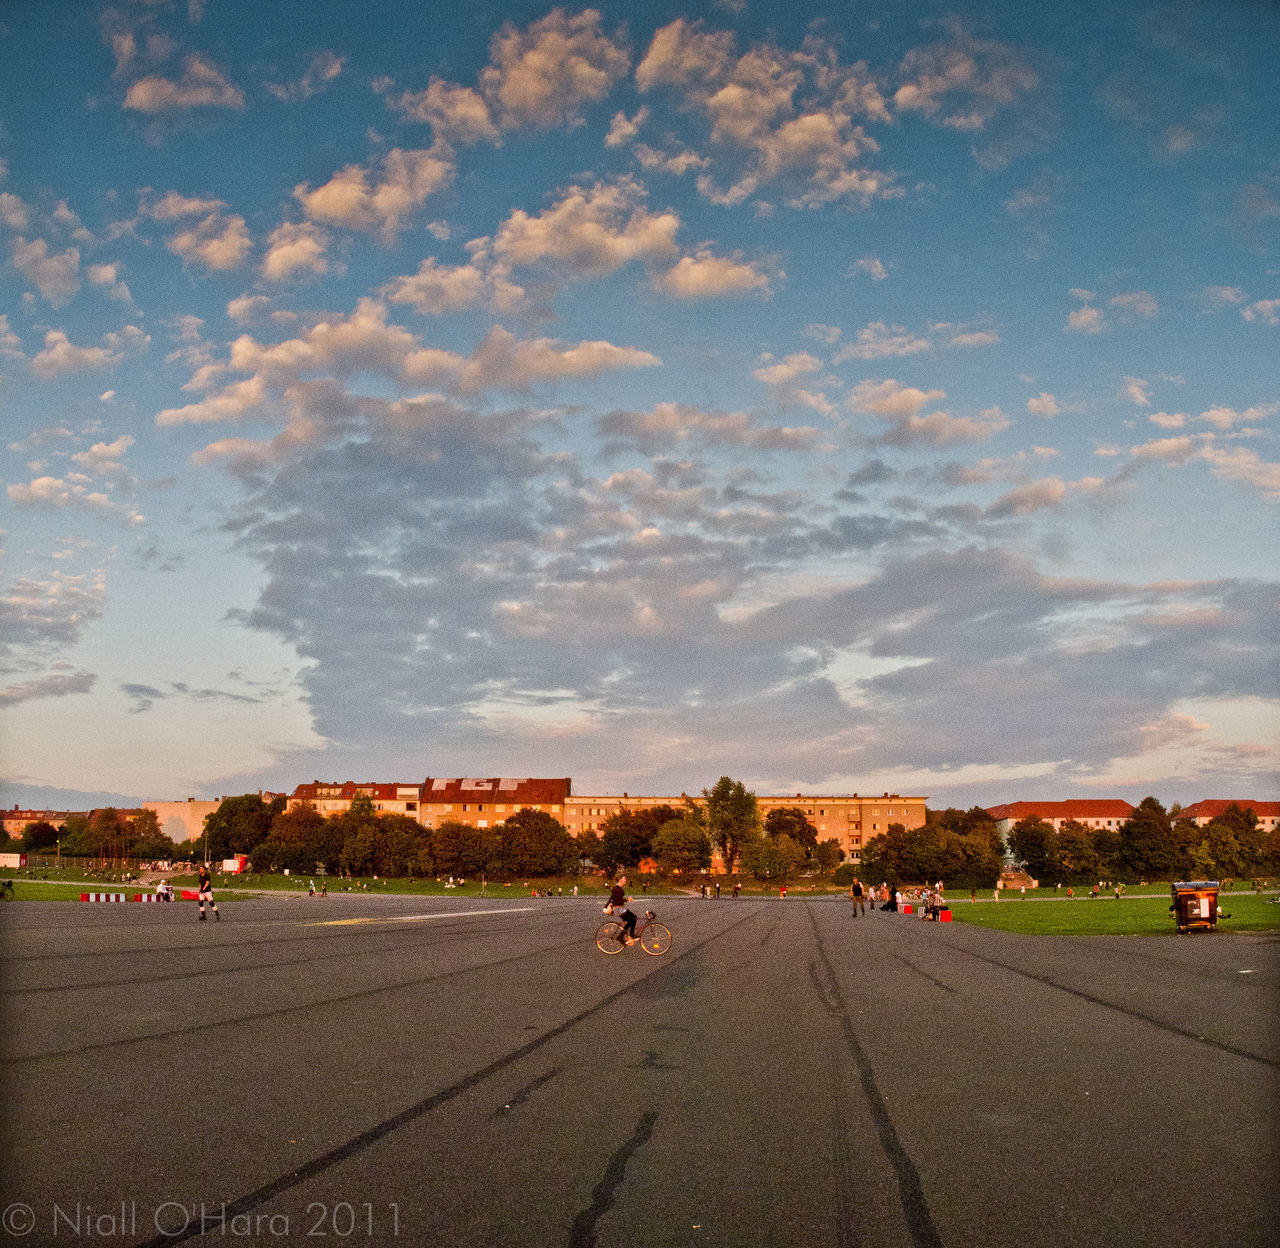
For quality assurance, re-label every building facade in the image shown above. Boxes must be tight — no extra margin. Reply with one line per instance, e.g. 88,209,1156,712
1174,799,1279,831
986,800,1136,838
284,779,925,863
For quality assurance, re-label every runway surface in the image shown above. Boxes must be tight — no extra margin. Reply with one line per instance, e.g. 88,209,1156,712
2,893,1277,1247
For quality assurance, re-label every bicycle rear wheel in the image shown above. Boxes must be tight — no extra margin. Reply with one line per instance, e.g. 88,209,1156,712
640,922,672,955
595,920,626,953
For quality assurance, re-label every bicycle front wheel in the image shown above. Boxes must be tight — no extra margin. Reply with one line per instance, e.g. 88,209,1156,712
595,920,626,953
640,922,672,955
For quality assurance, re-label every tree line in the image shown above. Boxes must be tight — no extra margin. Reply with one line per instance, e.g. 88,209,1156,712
1006,798,1278,884
8,785,1274,885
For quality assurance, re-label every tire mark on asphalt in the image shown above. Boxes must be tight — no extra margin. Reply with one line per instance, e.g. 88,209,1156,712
888,951,958,995
494,1066,562,1117
0,912,542,967
565,1110,659,1248
0,932,589,1065
808,907,944,1248
128,909,760,1246
942,939,1278,1069
0,922,533,995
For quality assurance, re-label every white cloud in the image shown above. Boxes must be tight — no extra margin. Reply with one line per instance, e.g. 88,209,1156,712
294,146,454,238
492,178,680,276
850,257,888,280
262,222,330,280
1027,392,1059,418
30,327,147,379
753,352,821,386
1242,299,1280,325
123,53,244,112
1122,376,1151,406
266,51,344,103
605,107,648,146
86,262,132,301
479,8,630,129
654,248,773,298
0,666,96,707
386,78,499,145
893,29,1039,130
10,237,80,306
985,477,1068,516
1109,290,1158,319
834,322,931,361
599,401,819,450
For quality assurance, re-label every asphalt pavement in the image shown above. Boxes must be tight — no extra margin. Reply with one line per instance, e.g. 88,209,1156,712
2,892,1276,1247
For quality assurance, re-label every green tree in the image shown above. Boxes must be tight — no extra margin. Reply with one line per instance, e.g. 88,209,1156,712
129,809,177,860
496,809,577,876
702,776,761,874
203,793,286,861
764,807,818,853
652,816,712,875
1119,796,1179,880
813,838,844,874
432,820,495,877
742,832,805,881
1007,817,1058,884
1056,820,1101,882
20,820,60,852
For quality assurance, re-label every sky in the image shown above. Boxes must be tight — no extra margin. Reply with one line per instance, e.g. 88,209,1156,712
1,0,1277,812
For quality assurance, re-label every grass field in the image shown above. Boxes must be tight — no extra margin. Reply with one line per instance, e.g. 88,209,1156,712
943,891,1280,936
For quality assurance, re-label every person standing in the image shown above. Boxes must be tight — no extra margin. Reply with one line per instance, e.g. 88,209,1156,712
850,878,865,917
197,863,219,922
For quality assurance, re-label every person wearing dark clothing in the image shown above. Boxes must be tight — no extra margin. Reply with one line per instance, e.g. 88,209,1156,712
851,878,865,917
197,864,219,922
607,875,638,943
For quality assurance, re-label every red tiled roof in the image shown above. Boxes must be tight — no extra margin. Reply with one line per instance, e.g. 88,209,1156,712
421,777,571,804
289,781,420,801
1176,799,1280,821
986,800,1135,820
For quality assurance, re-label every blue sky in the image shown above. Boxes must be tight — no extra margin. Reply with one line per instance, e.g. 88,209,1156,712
2,0,1277,810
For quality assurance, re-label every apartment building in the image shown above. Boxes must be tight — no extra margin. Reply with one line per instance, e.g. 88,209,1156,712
1175,799,1279,831
550,789,925,862
283,779,926,862
987,800,1136,837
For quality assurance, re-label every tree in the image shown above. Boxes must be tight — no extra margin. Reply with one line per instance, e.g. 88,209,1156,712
129,809,177,860
652,817,712,875
813,838,844,875
495,809,577,876
1119,796,1179,880
742,832,805,881
764,807,818,853
702,777,761,874
20,820,60,852
596,814,646,876
1007,817,1058,884
271,802,326,845
432,820,496,877
1056,820,1101,882
203,794,285,861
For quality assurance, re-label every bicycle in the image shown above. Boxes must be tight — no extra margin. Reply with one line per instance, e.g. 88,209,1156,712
0,879,14,901
595,908,672,956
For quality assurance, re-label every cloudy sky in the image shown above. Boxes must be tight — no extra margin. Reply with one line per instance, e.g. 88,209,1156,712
2,0,1277,811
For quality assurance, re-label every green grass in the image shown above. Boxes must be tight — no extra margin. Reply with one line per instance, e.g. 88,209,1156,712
944,891,1280,936
0,878,249,903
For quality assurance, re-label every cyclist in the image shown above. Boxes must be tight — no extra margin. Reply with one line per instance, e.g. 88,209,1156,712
606,874,638,945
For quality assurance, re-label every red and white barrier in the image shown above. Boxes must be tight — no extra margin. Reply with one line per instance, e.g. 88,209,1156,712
80,893,127,903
